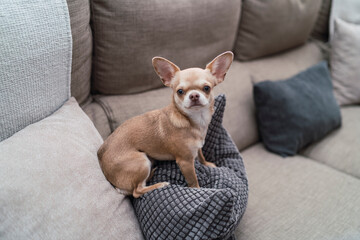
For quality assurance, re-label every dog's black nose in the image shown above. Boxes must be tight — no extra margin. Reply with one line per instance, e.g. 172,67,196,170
189,93,200,101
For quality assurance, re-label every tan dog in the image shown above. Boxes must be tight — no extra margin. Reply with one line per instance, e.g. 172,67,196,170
97,51,233,198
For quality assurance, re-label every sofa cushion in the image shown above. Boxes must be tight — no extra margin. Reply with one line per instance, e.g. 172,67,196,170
90,0,241,95
0,0,72,141
253,61,341,157
132,95,248,240
82,100,112,140
67,0,92,106
311,0,332,41
233,0,321,61
235,144,360,239
0,98,143,239
95,87,172,134
331,18,360,106
329,0,360,40
301,106,360,179
241,42,325,84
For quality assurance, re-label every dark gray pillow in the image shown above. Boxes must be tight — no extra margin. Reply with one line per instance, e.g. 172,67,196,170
253,61,341,157
132,95,248,240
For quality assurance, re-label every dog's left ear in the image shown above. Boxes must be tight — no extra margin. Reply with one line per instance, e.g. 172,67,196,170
206,51,233,85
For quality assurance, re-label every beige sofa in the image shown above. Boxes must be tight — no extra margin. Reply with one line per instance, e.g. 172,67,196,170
2,0,359,239
66,0,360,238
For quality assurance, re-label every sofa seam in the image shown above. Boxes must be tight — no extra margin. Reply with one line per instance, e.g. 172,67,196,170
298,151,360,181
89,0,98,95
92,95,116,133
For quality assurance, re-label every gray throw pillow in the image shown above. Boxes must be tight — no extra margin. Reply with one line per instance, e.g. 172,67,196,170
254,61,341,157
331,18,360,106
132,95,248,240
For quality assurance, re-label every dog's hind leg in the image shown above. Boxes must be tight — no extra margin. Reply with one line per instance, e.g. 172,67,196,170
132,153,169,198
133,181,169,198
198,149,216,167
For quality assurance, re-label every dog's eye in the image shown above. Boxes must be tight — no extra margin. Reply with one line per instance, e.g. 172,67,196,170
177,89,184,95
203,86,210,92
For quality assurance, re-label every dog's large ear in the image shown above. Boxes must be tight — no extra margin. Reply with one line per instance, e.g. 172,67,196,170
206,51,233,85
152,57,180,87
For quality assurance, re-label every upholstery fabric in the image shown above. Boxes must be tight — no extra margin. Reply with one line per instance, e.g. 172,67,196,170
82,100,112,140
329,0,360,40
96,42,324,150
242,42,324,84
0,0,72,141
331,18,360,105
234,0,321,61
217,42,324,150
95,87,172,134
301,106,360,179
67,0,93,106
132,95,248,240
254,61,341,157
90,0,241,94
311,0,332,41
0,98,144,239
213,61,256,151
235,144,360,240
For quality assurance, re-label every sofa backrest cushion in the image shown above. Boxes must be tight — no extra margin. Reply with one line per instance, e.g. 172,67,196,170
311,0,332,42
329,0,360,41
67,0,93,106
0,0,72,142
233,0,322,61
90,0,241,95
331,18,360,106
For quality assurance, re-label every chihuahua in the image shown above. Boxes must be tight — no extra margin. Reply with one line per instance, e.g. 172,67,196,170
97,51,233,198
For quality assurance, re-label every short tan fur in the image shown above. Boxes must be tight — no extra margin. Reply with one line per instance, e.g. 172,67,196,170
98,51,233,198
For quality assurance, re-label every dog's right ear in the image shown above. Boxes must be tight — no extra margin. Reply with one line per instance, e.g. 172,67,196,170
152,57,180,87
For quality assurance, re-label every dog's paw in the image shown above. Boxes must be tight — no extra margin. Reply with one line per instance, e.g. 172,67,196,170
205,162,216,168
160,182,170,188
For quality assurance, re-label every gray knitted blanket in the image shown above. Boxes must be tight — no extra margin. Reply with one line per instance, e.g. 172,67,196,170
132,95,248,240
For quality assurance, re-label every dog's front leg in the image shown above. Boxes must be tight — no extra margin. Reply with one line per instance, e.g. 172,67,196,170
198,149,216,168
176,157,200,188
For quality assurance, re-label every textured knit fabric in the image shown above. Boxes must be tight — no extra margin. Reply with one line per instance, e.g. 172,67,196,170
90,0,241,95
0,0,72,141
0,98,144,239
132,95,248,240
254,61,341,157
